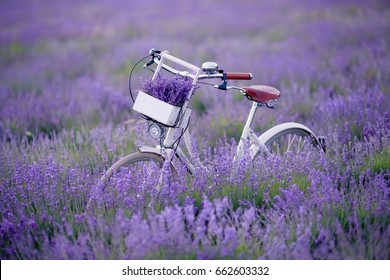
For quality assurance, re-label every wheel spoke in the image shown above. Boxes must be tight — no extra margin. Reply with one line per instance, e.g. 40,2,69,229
295,135,303,153
286,134,297,152
264,128,317,156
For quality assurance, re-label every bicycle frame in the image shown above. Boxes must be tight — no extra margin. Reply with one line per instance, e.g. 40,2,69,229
138,100,268,175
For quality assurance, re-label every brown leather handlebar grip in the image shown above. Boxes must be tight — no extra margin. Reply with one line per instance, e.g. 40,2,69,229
225,72,252,80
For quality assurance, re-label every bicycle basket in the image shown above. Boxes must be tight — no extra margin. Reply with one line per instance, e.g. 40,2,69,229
133,90,191,128
132,52,201,128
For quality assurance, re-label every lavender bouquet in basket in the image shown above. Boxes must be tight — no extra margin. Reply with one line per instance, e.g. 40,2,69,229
140,74,195,107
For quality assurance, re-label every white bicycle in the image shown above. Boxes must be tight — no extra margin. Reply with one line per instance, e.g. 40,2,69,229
87,49,324,209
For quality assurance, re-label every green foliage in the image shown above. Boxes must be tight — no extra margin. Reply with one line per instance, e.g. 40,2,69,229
191,94,207,116
368,149,390,175
221,182,251,210
211,117,244,142
1,41,26,63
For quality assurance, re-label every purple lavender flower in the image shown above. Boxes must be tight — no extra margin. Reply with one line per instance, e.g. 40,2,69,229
140,74,196,107
0,0,389,260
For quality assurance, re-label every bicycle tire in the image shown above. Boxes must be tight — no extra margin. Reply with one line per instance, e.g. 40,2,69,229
86,152,166,211
100,152,165,183
252,122,323,158
262,128,319,155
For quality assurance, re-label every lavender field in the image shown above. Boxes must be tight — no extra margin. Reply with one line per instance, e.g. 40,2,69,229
1,0,389,259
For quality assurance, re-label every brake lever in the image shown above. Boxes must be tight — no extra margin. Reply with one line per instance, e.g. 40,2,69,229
213,83,244,92
144,59,155,67
149,48,161,55
145,49,166,68
214,82,227,90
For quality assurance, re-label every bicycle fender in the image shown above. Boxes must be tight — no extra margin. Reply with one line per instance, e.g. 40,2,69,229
138,146,162,156
258,122,316,145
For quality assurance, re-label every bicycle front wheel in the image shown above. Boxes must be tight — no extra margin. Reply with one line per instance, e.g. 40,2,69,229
86,152,167,211
100,151,165,183
258,122,323,156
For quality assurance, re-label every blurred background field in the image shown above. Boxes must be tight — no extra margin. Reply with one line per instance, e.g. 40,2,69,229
0,0,389,259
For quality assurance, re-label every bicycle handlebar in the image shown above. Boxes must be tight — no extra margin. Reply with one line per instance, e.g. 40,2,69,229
135,49,281,108
149,49,252,87
225,72,252,80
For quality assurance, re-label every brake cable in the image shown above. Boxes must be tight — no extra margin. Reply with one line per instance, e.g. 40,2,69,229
128,54,151,103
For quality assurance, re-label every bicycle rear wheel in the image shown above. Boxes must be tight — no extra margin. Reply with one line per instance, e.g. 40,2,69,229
263,128,316,155
257,122,324,156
